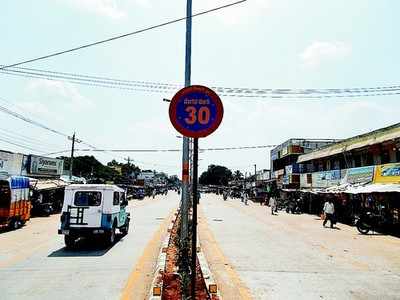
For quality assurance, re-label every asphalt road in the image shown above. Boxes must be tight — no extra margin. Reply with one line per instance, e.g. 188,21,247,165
199,193,400,300
0,192,179,300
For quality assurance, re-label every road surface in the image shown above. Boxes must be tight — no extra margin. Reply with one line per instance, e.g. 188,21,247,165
199,193,400,300
0,192,179,300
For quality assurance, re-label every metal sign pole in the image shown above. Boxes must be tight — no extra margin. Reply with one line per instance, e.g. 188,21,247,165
180,0,192,296
191,137,199,298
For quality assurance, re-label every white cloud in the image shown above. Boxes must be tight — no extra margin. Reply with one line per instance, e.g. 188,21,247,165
63,0,126,19
198,0,270,26
300,41,352,68
26,79,93,112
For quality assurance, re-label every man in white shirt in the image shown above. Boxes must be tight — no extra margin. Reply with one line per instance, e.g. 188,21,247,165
269,196,277,215
323,199,335,228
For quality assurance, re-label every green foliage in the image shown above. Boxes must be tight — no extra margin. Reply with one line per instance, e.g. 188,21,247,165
58,156,140,183
199,164,233,186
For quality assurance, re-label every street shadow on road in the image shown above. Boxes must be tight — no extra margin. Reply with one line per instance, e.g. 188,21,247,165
48,234,126,257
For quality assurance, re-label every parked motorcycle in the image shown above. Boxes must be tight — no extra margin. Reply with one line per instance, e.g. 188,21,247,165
356,209,391,234
285,199,302,214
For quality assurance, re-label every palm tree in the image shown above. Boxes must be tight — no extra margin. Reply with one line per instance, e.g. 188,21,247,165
233,170,243,180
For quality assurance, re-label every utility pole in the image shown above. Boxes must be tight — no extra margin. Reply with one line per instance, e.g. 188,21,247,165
254,164,257,186
69,132,76,181
180,0,192,296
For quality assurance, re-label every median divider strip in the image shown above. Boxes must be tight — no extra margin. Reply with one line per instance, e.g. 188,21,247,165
147,216,175,299
197,230,222,299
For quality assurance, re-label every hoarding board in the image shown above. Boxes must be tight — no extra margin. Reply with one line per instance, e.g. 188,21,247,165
312,170,341,188
374,163,400,184
343,166,375,184
0,152,23,177
29,155,64,176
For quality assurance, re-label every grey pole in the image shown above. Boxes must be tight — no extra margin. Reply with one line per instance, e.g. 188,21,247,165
69,132,76,181
180,0,192,294
191,137,199,298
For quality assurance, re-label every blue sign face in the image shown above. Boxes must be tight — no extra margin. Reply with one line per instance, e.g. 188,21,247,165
169,86,223,138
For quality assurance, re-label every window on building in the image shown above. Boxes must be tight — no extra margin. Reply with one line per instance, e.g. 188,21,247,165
366,153,374,166
382,150,390,164
354,155,361,167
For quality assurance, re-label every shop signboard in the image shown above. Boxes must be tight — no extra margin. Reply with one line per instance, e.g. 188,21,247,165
281,147,288,157
374,163,400,184
271,152,278,161
285,165,293,175
312,170,341,188
29,155,64,176
343,166,375,184
282,175,289,185
285,164,300,175
0,151,23,177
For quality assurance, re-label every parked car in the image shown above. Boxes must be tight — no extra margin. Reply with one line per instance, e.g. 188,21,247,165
58,184,130,248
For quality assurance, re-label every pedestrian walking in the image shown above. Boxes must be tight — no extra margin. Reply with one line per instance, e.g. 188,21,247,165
244,192,248,205
269,196,277,215
323,199,335,228
152,189,156,199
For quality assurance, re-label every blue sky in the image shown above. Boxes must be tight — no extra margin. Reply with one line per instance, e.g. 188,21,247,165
1,0,400,176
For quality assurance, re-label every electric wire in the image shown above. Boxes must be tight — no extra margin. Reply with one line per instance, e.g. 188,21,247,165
0,132,60,152
0,0,247,70
2,66,400,99
0,136,46,153
44,145,277,156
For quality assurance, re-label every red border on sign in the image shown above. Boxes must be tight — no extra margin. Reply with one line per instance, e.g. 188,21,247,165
169,85,224,138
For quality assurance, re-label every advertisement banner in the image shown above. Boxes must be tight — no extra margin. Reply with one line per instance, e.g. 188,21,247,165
29,155,64,176
0,151,23,177
312,170,341,188
343,166,375,184
281,147,288,157
374,163,400,184
282,175,289,185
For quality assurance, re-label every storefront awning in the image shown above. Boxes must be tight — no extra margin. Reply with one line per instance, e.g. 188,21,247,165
345,184,400,194
30,179,68,191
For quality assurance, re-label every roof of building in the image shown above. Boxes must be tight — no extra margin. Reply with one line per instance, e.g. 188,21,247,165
298,123,400,163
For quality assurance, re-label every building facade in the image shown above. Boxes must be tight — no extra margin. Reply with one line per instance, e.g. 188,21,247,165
270,139,339,189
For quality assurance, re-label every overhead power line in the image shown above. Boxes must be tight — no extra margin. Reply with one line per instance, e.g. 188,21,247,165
0,0,247,70
45,145,277,156
0,136,45,154
2,65,400,99
0,98,99,151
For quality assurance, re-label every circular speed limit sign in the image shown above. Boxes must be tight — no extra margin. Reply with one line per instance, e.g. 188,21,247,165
169,85,224,138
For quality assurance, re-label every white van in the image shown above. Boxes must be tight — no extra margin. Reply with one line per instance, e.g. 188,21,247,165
58,184,130,248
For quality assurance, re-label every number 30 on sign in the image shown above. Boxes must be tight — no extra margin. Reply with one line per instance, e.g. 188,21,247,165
169,85,224,138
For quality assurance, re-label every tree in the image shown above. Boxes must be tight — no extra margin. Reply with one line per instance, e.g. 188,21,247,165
199,164,233,186
233,170,244,180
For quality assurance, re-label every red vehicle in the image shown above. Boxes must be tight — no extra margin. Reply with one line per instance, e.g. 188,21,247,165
0,176,31,230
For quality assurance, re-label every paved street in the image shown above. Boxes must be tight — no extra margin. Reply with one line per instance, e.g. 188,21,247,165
0,193,179,300
199,193,400,300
